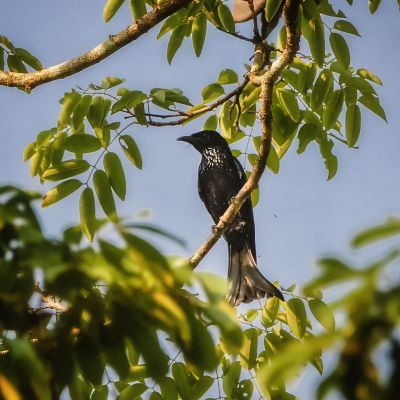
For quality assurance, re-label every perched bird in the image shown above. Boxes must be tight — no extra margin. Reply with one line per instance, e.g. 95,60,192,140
178,130,284,306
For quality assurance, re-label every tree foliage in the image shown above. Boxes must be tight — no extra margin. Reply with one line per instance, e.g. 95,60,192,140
0,0,398,399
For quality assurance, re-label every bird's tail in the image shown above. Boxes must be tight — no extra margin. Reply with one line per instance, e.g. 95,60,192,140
227,243,284,306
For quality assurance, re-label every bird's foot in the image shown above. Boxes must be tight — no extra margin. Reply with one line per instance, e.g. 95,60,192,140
211,225,222,236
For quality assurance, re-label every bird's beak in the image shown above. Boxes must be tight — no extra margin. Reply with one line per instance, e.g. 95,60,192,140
177,135,197,144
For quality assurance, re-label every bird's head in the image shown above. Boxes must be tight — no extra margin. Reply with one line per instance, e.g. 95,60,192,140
177,130,230,153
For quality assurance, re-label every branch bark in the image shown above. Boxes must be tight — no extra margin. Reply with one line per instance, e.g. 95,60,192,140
189,0,300,268
0,0,191,91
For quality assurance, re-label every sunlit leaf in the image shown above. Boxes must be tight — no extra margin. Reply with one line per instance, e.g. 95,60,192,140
192,13,207,57
285,298,307,338
308,299,335,332
345,104,361,147
42,179,82,207
42,159,90,181
103,0,125,22
119,135,142,169
93,170,118,223
104,152,126,200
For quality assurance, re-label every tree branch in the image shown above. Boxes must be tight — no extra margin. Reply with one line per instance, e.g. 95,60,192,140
124,77,250,126
189,0,300,268
0,0,191,91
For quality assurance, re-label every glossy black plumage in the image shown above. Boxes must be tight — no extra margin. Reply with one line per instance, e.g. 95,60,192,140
178,130,283,306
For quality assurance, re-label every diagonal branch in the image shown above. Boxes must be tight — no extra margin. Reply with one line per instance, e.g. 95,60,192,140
0,0,191,91
189,0,300,268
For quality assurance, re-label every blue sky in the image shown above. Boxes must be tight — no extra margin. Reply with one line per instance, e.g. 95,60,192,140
1,1,399,398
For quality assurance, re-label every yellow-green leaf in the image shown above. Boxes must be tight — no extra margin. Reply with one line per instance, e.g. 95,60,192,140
14,47,42,70
104,152,126,200
330,33,350,70
308,17,325,67
308,299,335,332
129,0,147,20
80,187,96,242
217,4,235,33
42,159,90,181
358,94,387,122
284,298,307,338
71,95,92,131
217,69,238,85
167,24,187,64
333,20,361,37
277,89,300,122
42,179,82,207
58,91,81,131
64,134,102,153
192,13,207,57
119,135,142,169
323,89,344,130
203,114,218,130
265,0,283,22
356,68,382,85
202,83,224,103
345,104,361,147
93,170,118,223
103,0,125,22
311,69,333,110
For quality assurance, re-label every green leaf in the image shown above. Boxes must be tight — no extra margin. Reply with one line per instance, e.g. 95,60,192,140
103,0,125,22
133,103,147,125
14,47,42,70
23,142,36,161
160,377,178,400
104,152,126,200
346,76,376,95
217,4,235,33
119,384,147,400
308,299,335,332
217,69,238,85
129,0,147,20
202,83,224,103
266,145,280,174
87,96,112,128
42,179,82,207
42,159,90,181
333,20,361,37
311,69,333,109
222,361,241,397
308,17,325,67
262,296,280,327
112,90,147,114
7,54,27,72
192,376,213,400
345,104,361,147
101,76,125,89
240,329,259,370
64,134,102,153
330,33,350,70
94,126,111,147
319,138,338,180
92,385,109,400
192,13,207,57
368,0,382,14
72,95,92,131
203,114,218,130
352,218,400,248
277,89,300,122
167,24,187,64
323,89,344,130
265,0,283,22
172,363,192,400
119,135,142,169
93,170,118,223
356,68,382,85
297,123,319,154
157,10,186,39
58,90,81,130
80,187,96,241
358,94,387,122
284,298,307,338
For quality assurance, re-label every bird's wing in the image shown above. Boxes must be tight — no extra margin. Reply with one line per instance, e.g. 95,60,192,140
232,157,257,259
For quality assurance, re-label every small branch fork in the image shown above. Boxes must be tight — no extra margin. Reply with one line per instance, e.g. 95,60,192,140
0,0,191,91
189,0,300,268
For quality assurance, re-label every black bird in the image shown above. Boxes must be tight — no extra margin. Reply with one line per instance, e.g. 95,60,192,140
178,130,284,306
